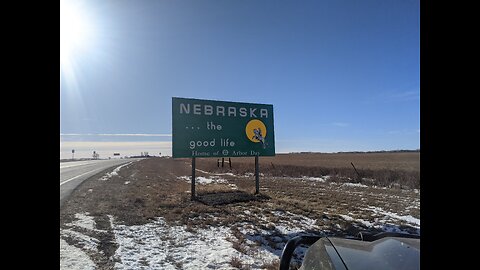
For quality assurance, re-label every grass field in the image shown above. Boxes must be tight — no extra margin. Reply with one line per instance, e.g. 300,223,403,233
60,154,420,269
193,151,420,189
205,151,420,171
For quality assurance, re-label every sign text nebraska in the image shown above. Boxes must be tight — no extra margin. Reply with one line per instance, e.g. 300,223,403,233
180,103,269,118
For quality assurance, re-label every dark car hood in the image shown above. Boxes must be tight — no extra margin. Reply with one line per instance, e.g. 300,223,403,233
329,236,420,270
300,236,420,270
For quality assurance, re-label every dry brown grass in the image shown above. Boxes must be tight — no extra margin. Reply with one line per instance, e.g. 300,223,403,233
60,157,193,226
61,158,419,231
61,157,420,268
192,151,419,170
262,260,280,270
229,256,243,269
191,151,420,189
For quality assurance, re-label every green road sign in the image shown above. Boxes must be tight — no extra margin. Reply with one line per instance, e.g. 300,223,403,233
172,97,275,158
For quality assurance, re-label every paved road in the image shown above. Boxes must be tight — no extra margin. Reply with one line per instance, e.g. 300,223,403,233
60,159,139,206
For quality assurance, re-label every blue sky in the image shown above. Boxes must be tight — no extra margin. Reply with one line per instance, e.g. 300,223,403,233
60,0,419,157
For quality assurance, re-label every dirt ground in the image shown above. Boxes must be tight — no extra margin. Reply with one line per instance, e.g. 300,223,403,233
60,156,420,269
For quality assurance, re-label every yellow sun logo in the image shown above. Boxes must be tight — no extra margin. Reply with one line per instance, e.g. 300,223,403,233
245,119,267,143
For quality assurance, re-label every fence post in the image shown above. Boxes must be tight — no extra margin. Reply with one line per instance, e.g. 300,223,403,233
191,157,196,200
255,155,259,194
351,162,361,181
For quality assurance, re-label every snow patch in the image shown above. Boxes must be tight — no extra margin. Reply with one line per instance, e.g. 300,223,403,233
366,206,420,226
61,212,106,254
195,168,235,176
301,176,327,182
270,210,319,235
339,214,354,221
110,217,277,269
343,183,368,188
60,238,96,270
64,212,106,233
339,214,373,227
178,175,229,185
73,212,96,231
198,176,226,184
99,162,132,181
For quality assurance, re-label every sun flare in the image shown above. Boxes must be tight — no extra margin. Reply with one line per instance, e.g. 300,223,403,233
60,0,93,65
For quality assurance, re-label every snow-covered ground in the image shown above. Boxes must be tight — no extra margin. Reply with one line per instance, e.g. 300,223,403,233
60,211,281,269
61,163,420,269
366,206,421,228
60,238,96,270
61,203,420,269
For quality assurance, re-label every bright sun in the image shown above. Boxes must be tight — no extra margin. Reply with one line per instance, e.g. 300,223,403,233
60,0,93,65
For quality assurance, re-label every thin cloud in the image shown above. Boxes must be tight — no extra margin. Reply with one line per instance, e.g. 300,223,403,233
390,90,420,101
60,133,172,137
387,129,420,135
333,122,349,127
60,141,172,159
362,88,420,104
